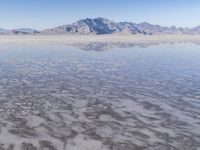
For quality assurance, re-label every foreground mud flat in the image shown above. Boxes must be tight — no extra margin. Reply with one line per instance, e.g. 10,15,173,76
0,43,200,150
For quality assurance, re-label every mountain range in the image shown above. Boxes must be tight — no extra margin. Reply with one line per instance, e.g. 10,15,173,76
1,17,200,35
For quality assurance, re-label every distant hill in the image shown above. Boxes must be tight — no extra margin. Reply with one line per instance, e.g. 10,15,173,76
1,17,200,35
0,28,39,35
0,28,9,33
13,28,40,34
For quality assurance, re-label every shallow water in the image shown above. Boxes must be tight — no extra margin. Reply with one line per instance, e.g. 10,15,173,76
0,43,200,150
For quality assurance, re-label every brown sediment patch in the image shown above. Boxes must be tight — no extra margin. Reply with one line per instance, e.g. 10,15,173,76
22,143,37,150
9,126,37,138
39,141,57,150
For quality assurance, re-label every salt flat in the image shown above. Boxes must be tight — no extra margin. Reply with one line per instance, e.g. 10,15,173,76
0,35,200,45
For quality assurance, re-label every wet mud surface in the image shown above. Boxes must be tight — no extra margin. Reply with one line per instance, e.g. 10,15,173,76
0,43,200,150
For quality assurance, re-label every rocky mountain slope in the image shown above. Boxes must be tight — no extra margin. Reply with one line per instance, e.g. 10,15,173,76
43,17,200,35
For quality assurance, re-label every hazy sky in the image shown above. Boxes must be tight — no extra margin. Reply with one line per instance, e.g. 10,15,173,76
1,0,200,30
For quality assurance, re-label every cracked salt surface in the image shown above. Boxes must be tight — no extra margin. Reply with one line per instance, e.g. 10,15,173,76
0,43,200,150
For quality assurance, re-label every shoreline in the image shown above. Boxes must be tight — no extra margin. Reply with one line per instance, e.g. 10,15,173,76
0,35,200,45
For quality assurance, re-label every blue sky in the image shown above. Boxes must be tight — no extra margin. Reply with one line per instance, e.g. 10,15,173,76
0,0,200,30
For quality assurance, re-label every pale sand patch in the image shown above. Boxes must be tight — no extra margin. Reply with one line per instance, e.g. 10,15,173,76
0,35,200,45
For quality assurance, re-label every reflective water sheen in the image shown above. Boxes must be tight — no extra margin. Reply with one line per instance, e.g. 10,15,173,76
0,43,200,150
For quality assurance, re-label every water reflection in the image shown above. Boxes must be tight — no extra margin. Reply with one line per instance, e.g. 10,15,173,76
72,41,200,51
